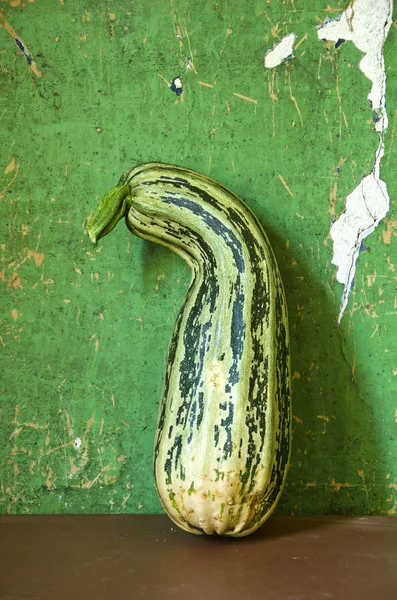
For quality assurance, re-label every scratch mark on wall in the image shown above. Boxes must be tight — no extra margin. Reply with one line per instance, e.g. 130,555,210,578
317,0,393,322
335,67,350,139
0,160,19,200
329,479,354,492
232,92,257,105
268,69,278,138
287,65,303,126
9,427,23,440
9,234,44,273
370,323,379,338
278,174,294,197
0,11,42,77
382,218,397,244
207,93,217,174
264,12,282,41
295,32,308,51
329,180,337,219
119,492,131,511
81,464,112,489
172,10,197,74
99,46,103,81
83,414,95,440
387,107,397,162
45,465,56,490
317,414,330,435
358,469,369,504
265,32,296,69
4,158,15,174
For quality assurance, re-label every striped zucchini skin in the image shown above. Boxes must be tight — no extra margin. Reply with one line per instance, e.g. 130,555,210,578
87,162,291,537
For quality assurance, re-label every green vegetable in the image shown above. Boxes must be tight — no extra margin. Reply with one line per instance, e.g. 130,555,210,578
88,162,291,537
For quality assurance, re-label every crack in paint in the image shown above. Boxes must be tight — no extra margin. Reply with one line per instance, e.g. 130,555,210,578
14,37,33,65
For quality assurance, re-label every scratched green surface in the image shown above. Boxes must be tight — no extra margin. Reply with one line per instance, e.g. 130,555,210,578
0,0,396,516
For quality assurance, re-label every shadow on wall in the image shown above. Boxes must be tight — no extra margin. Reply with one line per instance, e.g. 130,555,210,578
262,225,383,517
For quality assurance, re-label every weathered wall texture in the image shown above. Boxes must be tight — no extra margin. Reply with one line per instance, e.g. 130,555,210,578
1,0,396,515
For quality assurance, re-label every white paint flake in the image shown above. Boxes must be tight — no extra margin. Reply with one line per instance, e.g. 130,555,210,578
317,0,393,322
172,76,182,90
265,33,296,69
170,76,183,96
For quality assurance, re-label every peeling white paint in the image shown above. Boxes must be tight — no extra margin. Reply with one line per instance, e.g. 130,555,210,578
329,174,389,290
265,33,296,69
317,0,393,322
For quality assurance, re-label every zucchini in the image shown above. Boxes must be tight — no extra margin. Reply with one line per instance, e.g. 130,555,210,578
87,162,291,537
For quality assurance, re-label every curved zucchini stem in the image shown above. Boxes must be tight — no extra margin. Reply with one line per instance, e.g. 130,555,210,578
87,183,131,245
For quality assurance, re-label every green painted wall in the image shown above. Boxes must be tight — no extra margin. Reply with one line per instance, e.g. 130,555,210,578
1,0,396,516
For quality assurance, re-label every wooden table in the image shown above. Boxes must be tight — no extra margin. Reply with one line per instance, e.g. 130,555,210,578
0,515,396,599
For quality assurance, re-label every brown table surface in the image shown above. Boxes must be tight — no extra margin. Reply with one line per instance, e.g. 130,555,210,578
0,515,396,600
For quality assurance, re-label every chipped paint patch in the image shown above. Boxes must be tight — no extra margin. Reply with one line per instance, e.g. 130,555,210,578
265,33,296,69
170,76,183,97
317,0,393,322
